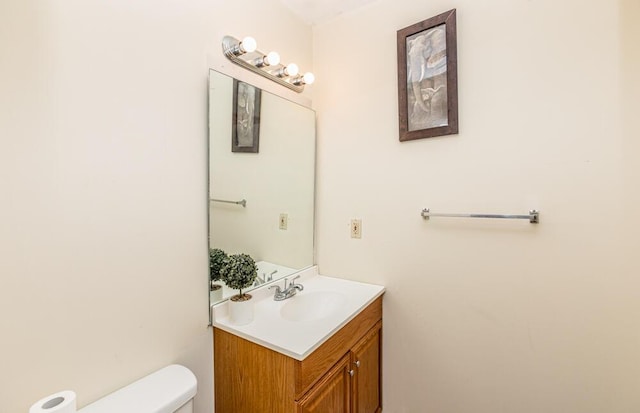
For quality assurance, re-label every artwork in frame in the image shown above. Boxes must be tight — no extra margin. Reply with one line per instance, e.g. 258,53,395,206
232,79,261,153
397,9,458,142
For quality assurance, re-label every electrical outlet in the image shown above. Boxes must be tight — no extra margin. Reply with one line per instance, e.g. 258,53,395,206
350,219,362,239
279,213,288,230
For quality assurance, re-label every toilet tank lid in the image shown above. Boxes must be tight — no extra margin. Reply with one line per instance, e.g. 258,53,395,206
78,364,197,413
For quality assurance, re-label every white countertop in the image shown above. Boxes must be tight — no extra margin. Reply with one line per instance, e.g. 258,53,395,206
211,266,385,360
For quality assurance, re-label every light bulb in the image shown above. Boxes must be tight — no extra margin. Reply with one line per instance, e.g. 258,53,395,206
255,51,280,68
240,36,257,53
302,72,315,85
265,51,280,66
285,63,299,77
276,63,299,78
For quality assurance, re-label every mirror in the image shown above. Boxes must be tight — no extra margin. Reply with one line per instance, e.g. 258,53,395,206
208,69,316,306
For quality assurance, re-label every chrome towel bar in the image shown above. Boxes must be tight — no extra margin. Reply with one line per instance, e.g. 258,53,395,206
421,208,539,223
211,198,247,208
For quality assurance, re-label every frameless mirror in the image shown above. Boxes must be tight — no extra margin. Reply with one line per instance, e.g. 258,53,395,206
208,69,316,306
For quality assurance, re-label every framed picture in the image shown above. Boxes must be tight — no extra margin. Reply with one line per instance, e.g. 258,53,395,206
232,79,261,153
397,9,458,141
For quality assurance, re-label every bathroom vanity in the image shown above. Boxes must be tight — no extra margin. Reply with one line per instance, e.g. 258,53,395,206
211,269,384,413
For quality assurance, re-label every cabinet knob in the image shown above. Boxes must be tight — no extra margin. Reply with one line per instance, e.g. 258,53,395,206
354,360,361,368
349,369,355,377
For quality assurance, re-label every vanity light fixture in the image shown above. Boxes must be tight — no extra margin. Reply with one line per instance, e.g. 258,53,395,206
222,35,314,93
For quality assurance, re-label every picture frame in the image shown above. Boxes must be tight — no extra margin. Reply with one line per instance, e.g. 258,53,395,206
232,79,261,153
397,9,458,142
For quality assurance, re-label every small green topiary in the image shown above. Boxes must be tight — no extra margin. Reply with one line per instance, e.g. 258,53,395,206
220,253,258,300
209,248,228,288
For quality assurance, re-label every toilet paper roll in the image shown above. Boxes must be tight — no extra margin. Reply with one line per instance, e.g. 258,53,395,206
30,390,76,413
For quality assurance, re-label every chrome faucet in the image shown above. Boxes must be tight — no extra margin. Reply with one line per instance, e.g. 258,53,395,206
269,275,304,301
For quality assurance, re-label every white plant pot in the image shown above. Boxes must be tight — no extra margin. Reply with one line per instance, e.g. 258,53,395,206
228,294,254,325
210,285,223,303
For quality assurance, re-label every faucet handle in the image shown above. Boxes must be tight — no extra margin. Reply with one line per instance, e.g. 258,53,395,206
290,275,303,291
267,269,277,282
268,285,282,293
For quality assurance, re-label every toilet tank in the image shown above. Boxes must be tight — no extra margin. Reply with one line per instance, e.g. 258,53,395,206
78,365,197,413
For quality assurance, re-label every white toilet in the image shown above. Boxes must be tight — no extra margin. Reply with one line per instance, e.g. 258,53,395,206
78,364,197,413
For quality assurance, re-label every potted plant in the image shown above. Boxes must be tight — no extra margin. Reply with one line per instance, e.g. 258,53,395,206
209,248,228,302
220,253,258,325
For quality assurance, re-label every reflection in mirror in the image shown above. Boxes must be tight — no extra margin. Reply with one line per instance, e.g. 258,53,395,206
208,69,316,306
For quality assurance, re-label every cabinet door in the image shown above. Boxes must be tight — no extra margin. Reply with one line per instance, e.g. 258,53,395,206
351,324,382,413
297,354,352,413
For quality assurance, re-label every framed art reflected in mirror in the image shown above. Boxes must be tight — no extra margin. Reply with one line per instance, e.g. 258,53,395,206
232,79,261,153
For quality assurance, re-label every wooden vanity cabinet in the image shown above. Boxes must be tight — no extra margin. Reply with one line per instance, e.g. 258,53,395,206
214,296,382,413
351,324,382,413
296,353,352,413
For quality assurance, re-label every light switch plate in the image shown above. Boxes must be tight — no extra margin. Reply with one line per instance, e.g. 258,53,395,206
350,219,362,239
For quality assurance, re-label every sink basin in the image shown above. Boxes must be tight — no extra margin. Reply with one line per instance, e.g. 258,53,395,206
280,291,347,322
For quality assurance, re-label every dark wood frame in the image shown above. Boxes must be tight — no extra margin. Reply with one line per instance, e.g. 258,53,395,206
232,79,261,153
397,9,458,141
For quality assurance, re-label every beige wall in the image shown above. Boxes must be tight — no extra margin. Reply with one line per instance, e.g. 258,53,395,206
313,0,640,412
0,1,311,412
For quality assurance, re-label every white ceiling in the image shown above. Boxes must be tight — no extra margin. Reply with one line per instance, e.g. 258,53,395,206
279,0,378,25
